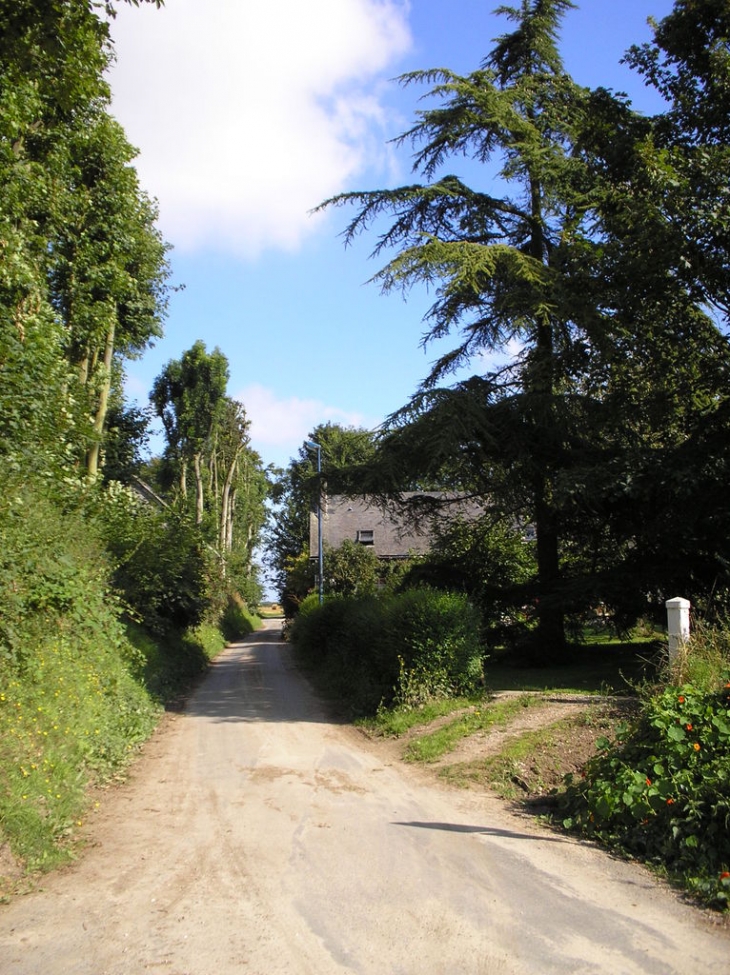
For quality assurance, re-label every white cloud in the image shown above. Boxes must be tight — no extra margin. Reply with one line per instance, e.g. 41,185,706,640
236,383,376,467
107,0,412,257
471,336,525,375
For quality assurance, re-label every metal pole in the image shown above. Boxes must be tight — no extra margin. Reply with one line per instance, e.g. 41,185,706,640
305,440,324,604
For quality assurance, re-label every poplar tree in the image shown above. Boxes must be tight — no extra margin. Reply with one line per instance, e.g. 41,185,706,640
0,0,169,476
151,341,229,524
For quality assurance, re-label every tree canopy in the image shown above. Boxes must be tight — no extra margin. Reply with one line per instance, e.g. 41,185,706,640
0,0,170,478
320,0,730,657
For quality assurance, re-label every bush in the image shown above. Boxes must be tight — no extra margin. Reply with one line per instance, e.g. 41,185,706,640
94,483,214,635
403,515,536,650
560,675,730,909
0,480,160,872
289,588,483,715
220,596,261,642
384,589,484,705
324,539,380,596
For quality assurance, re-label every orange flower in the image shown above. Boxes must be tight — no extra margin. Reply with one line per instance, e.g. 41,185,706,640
693,742,701,751
646,777,652,786
666,798,675,805
686,723,693,731
721,872,730,880
678,695,686,703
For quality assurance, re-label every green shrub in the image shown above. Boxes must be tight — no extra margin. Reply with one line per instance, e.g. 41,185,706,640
220,596,261,641
291,595,351,665
385,589,484,705
560,676,730,909
93,482,214,635
0,481,160,870
289,588,483,715
324,538,380,596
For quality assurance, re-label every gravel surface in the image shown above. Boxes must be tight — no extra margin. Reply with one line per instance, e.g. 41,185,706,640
1,620,728,975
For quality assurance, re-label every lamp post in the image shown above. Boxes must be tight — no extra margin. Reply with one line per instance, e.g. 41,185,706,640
305,440,324,604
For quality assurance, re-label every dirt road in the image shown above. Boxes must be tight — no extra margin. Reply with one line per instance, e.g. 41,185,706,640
1,621,728,974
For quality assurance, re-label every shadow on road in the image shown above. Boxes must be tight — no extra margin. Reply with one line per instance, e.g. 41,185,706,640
392,821,566,842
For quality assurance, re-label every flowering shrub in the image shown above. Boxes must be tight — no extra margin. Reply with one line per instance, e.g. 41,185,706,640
560,677,730,908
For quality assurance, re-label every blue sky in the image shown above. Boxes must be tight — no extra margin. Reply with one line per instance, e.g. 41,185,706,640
108,0,675,472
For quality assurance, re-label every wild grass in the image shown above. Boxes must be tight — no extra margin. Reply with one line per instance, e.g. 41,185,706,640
0,627,159,878
439,710,610,798
0,619,249,891
358,696,478,738
402,694,543,763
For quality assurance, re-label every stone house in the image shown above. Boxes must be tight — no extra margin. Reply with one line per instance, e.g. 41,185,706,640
308,493,483,562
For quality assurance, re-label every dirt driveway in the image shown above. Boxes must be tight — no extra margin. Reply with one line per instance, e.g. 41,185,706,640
1,620,728,974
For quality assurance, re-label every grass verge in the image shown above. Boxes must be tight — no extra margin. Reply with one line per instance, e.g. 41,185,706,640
0,614,257,898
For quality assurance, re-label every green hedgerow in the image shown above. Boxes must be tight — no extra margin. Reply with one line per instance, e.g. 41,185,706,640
289,588,483,715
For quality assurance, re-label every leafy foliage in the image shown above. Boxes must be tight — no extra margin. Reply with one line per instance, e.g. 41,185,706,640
150,342,269,604
1,1,171,478
403,512,536,647
319,0,730,657
290,588,483,715
0,476,159,870
96,482,214,635
560,676,730,908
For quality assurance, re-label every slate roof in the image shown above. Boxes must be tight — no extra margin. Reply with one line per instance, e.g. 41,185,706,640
309,493,482,560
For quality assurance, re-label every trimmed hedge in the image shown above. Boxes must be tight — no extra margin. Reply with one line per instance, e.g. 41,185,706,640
290,588,483,715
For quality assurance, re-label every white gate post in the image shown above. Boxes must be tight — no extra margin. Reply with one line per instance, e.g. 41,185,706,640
666,597,691,661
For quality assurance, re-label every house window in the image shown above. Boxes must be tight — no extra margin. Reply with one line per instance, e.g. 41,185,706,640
357,529,374,545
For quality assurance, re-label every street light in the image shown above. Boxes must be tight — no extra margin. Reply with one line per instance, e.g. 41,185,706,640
305,440,324,604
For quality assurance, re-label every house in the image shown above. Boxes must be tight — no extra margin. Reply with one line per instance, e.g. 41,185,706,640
309,492,483,561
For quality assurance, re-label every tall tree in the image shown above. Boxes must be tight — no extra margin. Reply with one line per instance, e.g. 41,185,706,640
151,341,229,524
321,0,595,655
321,0,730,654
150,344,270,595
0,0,169,477
50,110,170,475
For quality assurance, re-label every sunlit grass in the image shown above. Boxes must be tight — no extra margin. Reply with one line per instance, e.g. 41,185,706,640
402,694,543,763
439,711,603,797
0,631,159,877
358,696,478,738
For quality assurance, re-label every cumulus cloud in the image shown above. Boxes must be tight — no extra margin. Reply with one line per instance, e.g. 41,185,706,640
107,0,412,257
236,383,377,467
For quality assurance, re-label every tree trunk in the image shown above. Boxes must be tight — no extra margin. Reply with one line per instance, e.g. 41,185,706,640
86,321,115,477
226,488,237,553
526,171,567,659
533,474,566,657
219,449,242,552
193,452,204,526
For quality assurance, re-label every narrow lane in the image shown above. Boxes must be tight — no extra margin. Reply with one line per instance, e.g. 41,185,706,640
1,621,728,974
